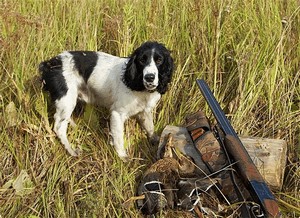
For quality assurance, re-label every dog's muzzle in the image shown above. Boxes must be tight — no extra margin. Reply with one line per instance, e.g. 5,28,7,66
144,73,157,91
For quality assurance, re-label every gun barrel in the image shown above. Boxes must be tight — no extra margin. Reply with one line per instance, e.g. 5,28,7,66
196,79,237,137
196,79,280,218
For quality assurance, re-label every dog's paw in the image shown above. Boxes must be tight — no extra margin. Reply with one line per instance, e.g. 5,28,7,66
66,147,82,157
67,149,78,157
120,155,130,162
74,148,82,156
116,149,129,162
149,134,160,146
69,118,77,128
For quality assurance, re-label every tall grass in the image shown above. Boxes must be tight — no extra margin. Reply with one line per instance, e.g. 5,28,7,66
0,0,299,217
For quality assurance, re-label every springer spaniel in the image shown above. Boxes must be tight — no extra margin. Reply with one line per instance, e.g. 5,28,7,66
39,41,174,160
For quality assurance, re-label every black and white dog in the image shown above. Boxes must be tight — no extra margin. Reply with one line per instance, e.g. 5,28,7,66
39,41,174,159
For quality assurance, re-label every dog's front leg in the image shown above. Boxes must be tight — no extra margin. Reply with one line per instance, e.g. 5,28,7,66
110,111,128,160
136,110,159,146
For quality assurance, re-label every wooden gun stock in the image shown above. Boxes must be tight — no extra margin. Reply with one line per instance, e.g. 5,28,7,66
225,135,281,217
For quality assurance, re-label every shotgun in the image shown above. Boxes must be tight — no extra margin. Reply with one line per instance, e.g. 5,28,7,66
196,79,281,218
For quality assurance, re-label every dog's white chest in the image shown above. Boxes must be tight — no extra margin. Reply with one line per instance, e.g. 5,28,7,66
111,91,161,117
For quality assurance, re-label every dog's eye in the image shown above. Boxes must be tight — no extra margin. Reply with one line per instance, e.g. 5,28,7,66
155,57,163,65
139,56,147,64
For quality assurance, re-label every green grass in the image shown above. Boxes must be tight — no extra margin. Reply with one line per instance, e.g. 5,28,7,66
0,0,299,217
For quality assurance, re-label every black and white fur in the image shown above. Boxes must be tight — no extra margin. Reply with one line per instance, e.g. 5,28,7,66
39,41,174,159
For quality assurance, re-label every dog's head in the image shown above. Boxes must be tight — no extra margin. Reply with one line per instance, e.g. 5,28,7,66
124,41,174,94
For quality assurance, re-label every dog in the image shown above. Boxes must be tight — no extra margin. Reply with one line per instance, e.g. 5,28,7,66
39,41,174,159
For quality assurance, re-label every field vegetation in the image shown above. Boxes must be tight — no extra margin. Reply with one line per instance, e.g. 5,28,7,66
0,0,299,217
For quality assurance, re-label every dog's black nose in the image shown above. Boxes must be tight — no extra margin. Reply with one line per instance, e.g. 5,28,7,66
144,74,155,82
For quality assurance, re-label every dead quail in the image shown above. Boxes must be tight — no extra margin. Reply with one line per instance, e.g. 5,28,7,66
136,134,181,215
136,157,180,215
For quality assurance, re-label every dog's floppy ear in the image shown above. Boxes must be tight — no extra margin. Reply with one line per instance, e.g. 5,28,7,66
123,55,144,91
125,55,137,81
165,52,174,77
157,49,174,94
